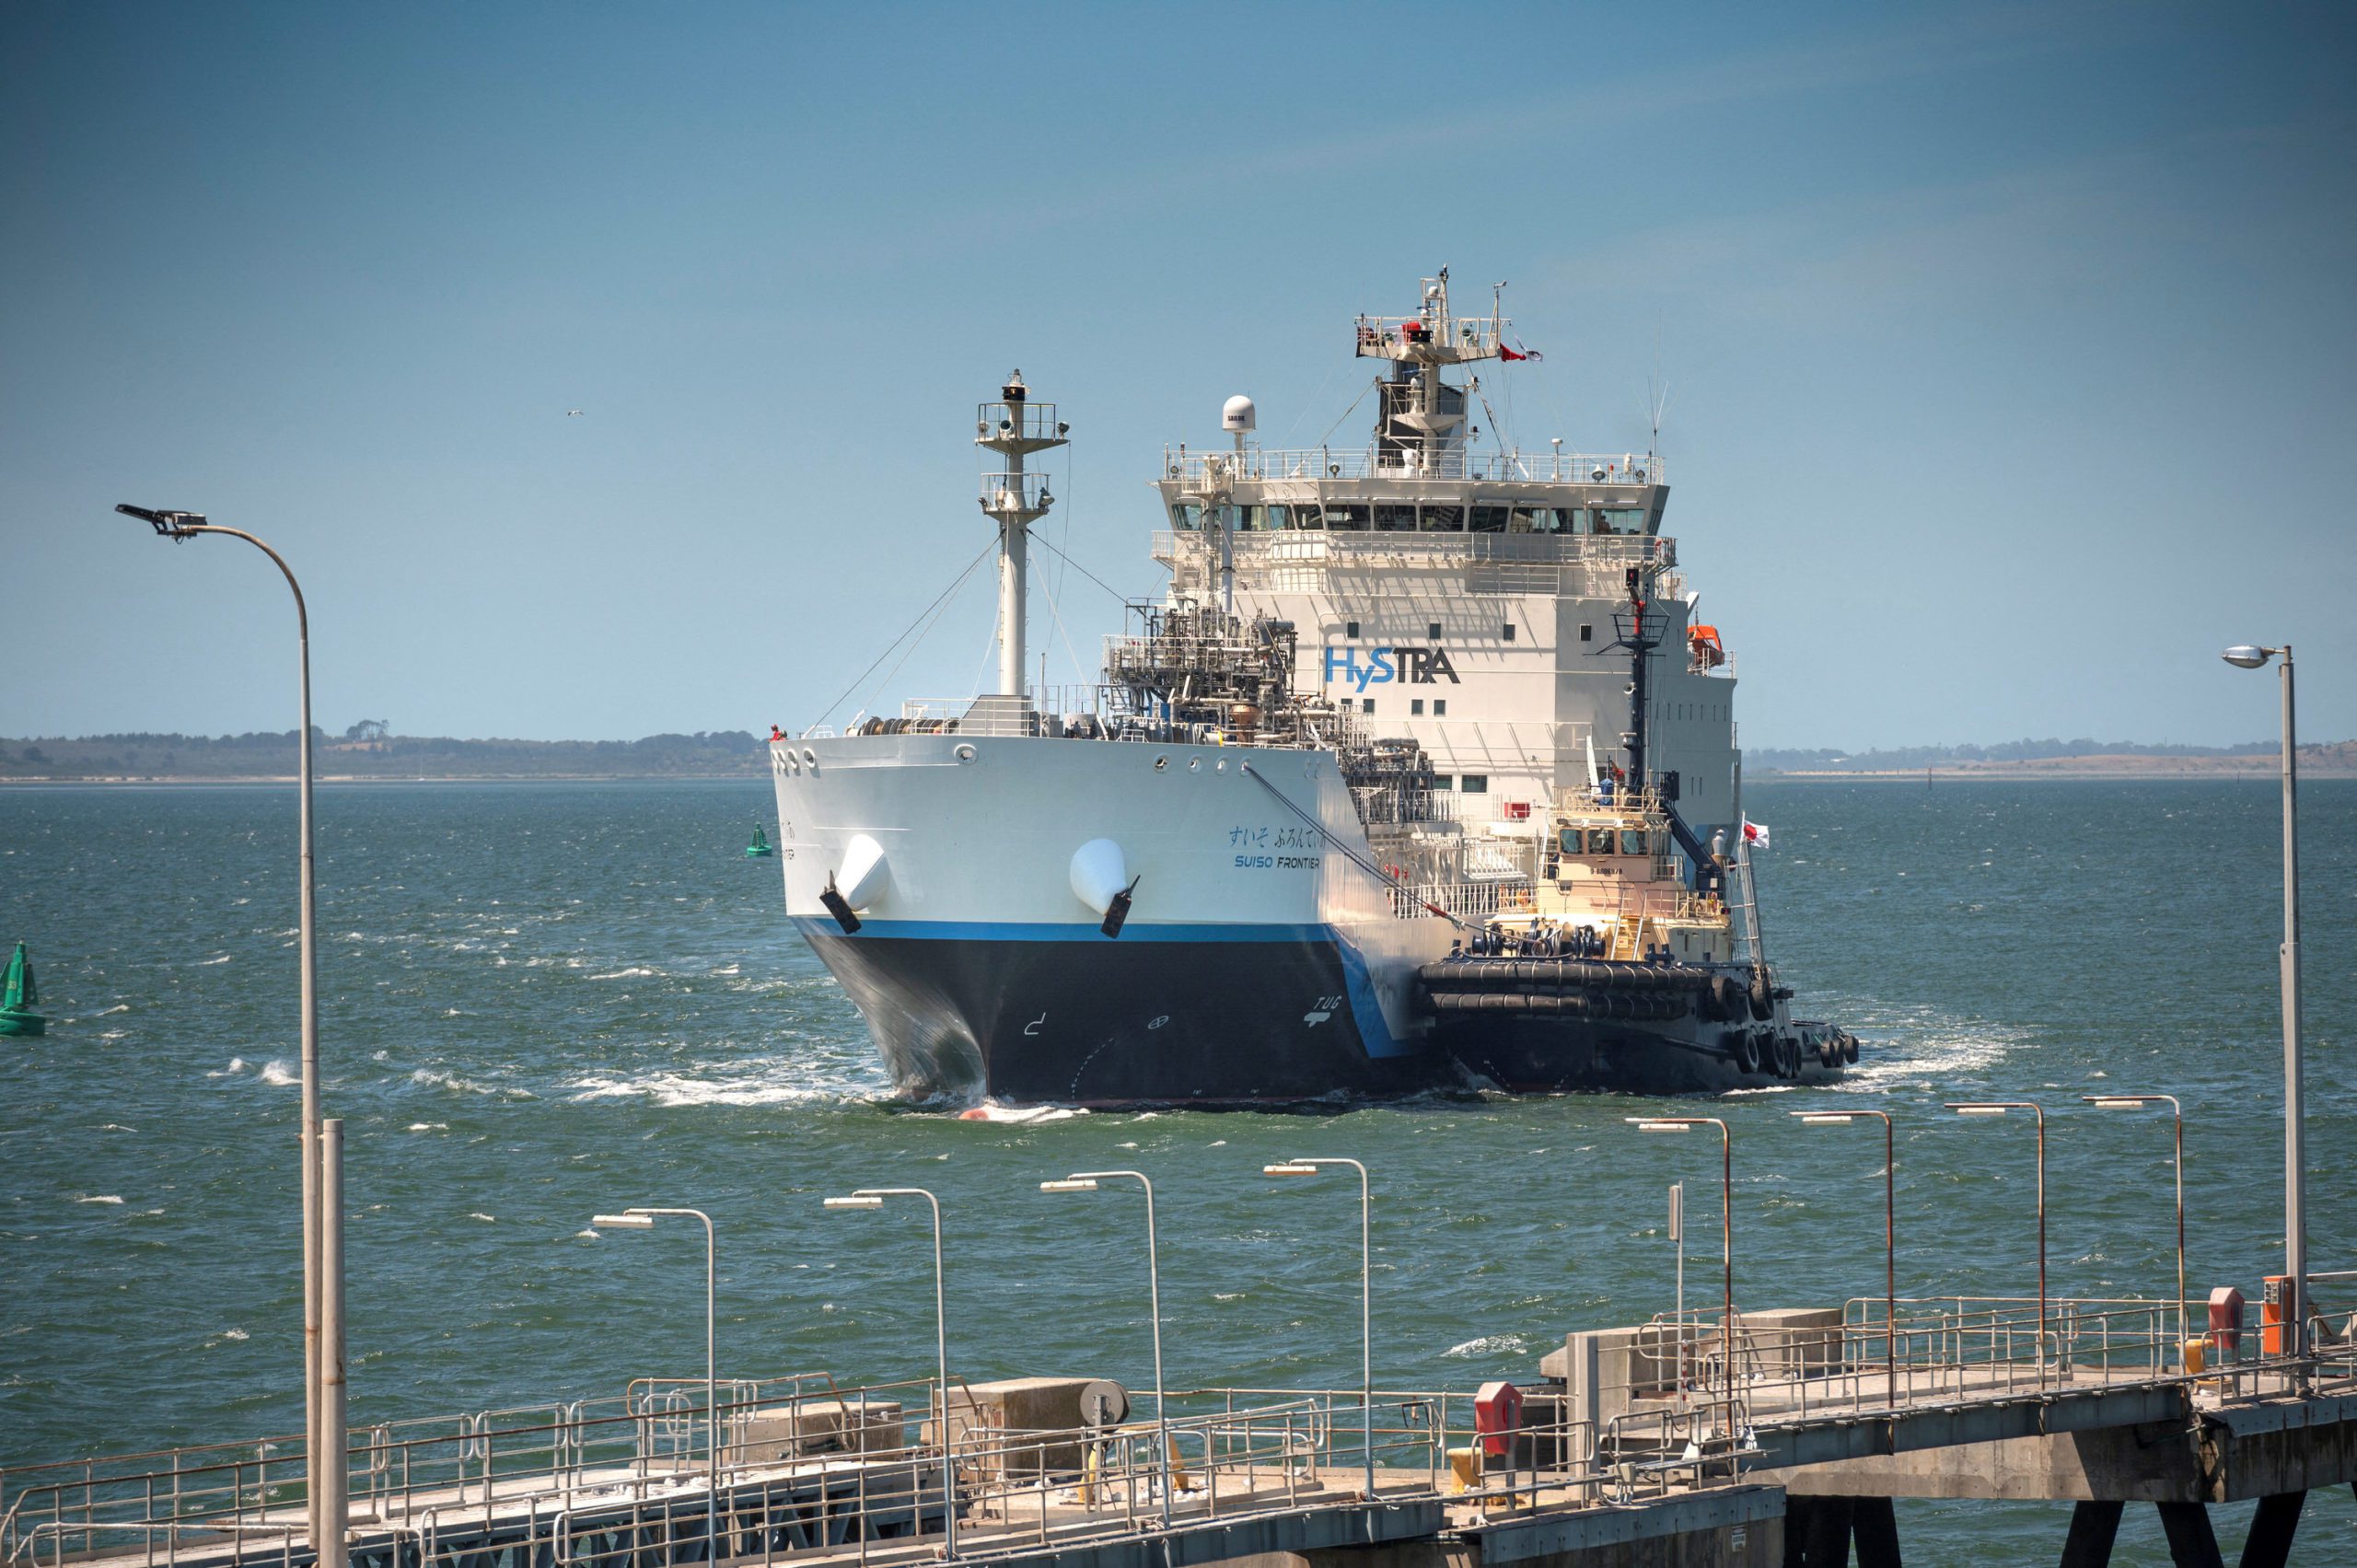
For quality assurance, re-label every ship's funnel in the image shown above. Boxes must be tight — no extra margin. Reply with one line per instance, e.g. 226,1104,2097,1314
839,833,891,910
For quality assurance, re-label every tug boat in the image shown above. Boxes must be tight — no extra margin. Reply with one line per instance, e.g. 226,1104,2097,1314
768,273,1856,1103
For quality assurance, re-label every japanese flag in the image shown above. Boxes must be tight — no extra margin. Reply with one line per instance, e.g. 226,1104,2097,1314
1742,819,1771,850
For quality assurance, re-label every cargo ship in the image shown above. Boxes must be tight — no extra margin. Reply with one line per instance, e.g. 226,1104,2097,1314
770,273,1854,1102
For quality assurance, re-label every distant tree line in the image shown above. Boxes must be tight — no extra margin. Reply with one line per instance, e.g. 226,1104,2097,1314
1747,738,2278,772
0,727,770,779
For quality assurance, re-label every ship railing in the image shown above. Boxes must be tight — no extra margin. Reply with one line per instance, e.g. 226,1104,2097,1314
975,401,1064,444
1161,447,1664,487
1155,529,1676,568
1390,878,1534,921
978,470,1053,514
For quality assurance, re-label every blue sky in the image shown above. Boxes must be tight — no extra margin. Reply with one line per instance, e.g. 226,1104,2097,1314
6,2,2351,747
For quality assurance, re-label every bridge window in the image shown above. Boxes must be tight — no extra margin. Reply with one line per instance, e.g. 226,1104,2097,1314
1420,504,1463,532
1461,774,1489,794
1434,774,1454,789
1620,829,1647,855
1171,503,1203,530
1470,505,1510,532
1327,503,1371,530
1586,506,1651,536
1293,504,1325,528
1374,503,1417,532
1510,506,1570,533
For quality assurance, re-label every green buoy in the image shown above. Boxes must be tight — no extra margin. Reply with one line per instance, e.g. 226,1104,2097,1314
1,941,45,1038
746,824,775,858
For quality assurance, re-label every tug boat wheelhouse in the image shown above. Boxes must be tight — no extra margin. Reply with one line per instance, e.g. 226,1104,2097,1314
771,273,1855,1103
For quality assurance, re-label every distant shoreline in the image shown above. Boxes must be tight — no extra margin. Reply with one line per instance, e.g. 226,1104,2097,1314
0,773,769,786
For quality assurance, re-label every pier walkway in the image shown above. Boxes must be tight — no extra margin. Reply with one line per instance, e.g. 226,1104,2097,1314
7,1300,2353,1568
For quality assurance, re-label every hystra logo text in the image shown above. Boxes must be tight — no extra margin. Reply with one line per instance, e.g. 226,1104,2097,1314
1323,645,1460,693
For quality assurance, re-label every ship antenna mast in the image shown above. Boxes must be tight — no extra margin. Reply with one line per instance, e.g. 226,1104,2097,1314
976,370,1069,702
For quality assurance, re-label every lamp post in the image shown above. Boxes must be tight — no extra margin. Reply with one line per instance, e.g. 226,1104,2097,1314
2084,1095,2185,1365
592,1208,718,1515
1264,1158,1374,1499
2223,642,2306,1358
1946,1102,2046,1384
1042,1171,1168,1527
1791,1110,1897,1408
825,1189,954,1557
1624,1118,1733,1403
114,504,343,1568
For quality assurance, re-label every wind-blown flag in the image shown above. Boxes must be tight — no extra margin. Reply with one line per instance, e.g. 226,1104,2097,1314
1742,819,1771,850
1499,340,1543,362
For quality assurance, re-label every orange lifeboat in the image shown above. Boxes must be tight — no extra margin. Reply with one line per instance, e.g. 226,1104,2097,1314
1688,624,1726,669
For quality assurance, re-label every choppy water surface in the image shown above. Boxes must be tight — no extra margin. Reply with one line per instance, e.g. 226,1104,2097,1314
3,779,2351,1563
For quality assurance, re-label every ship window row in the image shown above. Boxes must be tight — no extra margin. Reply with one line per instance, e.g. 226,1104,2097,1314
1560,826,1651,856
1170,503,1652,536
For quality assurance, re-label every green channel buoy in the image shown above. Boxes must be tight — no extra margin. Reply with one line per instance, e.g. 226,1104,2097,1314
1,941,46,1038
746,824,775,858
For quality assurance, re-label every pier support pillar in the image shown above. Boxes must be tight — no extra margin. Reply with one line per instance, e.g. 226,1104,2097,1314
2154,1501,2223,1568
2235,1491,2304,1568
1782,1496,1850,1566
2057,1500,2121,1567
1850,1496,1901,1568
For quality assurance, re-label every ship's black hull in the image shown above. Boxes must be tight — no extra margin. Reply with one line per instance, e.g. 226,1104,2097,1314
800,925,1852,1106
803,925,1448,1105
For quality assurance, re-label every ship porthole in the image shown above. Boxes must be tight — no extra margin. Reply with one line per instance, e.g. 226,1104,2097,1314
1215,759,1227,772
955,743,978,762
1154,757,1167,771
1188,758,1202,772
802,748,819,770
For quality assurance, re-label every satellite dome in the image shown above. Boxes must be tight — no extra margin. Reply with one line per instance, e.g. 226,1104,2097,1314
1221,394,1257,433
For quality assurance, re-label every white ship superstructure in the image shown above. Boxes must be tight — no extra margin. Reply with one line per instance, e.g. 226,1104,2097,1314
771,275,1849,1103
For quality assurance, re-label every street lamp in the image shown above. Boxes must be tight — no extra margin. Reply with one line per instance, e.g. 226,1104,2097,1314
592,1208,718,1512
1041,1171,1168,1527
1264,1158,1374,1498
115,503,343,1568
1946,1102,2046,1385
1791,1110,1897,1409
2084,1095,2186,1365
825,1189,955,1557
2223,642,2306,1358
1624,1118,1733,1403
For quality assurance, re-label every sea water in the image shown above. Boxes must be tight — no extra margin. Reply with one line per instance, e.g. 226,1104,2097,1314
1,778,2350,1563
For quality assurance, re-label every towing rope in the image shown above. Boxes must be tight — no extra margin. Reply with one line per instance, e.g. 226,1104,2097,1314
1238,761,1479,934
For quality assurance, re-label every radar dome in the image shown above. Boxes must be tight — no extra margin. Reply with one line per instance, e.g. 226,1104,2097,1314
1221,395,1257,433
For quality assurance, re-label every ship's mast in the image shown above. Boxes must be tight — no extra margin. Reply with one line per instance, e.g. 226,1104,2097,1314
976,372,1068,700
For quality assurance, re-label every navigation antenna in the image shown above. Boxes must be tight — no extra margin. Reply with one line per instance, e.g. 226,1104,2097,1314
976,371,1070,703
1646,377,1670,459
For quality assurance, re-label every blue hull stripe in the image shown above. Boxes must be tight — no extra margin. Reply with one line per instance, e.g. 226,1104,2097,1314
792,916,1333,944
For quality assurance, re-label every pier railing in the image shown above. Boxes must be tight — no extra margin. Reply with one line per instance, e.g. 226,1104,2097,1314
12,1314,2355,1568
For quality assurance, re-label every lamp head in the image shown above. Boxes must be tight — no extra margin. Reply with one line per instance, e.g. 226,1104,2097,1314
116,503,208,540
1794,1112,1859,1125
1039,1179,1098,1193
2222,645,2271,669
823,1195,884,1209
1263,1163,1319,1177
1630,1119,1690,1133
1948,1103,2010,1117
591,1214,656,1229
